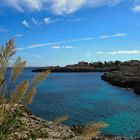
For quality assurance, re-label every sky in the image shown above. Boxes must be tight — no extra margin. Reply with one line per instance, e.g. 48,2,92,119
1,0,140,66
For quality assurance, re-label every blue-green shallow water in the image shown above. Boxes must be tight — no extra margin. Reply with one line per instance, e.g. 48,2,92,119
7,68,140,138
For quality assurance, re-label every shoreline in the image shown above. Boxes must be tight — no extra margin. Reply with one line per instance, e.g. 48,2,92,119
101,70,140,95
10,106,137,140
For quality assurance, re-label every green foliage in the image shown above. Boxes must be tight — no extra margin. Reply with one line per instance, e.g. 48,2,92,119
0,105,22,140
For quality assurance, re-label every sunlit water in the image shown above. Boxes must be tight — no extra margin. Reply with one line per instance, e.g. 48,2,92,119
7,68,140,138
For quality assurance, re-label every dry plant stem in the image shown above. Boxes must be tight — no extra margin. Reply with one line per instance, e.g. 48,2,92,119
0,39,16,76
0,38,51,139
80,121,109,139
22,87,36,105
10,57,26,83
53,115,69,125
0,39,16,98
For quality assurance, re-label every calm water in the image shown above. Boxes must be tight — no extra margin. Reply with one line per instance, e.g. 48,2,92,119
8,68,140,138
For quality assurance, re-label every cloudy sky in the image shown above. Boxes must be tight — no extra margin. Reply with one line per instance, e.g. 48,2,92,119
1,0,140,66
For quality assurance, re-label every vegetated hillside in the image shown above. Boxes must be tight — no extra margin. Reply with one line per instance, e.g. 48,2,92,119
32,60,140,72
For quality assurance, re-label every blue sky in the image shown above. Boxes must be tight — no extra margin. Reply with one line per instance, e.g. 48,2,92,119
1,0,140,66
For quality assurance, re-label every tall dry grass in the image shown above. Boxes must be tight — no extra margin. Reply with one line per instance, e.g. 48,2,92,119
0,38,50,139
80,121,108,139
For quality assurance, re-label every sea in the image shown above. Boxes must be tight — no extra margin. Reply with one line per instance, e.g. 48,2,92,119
6,68,140,138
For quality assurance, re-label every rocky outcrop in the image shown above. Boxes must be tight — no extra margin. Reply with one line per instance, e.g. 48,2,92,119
5,106,134,140
101,69,140,94
8,108,75,140
1,99,136,139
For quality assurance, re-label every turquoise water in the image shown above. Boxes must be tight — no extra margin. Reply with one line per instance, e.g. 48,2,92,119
8,68,140,138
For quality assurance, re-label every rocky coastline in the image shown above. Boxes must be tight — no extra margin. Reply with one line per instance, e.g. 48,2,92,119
32,61,121,73
101,68,140,95
8,106,136,140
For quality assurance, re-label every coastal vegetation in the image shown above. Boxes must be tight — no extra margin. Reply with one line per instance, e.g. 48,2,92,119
32,60,140,72
0,39,109,139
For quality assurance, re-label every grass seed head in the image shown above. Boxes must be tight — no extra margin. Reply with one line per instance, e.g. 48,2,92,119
22,88,36,105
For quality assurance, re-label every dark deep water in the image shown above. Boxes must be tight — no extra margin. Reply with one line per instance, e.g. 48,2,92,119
7,68,140,138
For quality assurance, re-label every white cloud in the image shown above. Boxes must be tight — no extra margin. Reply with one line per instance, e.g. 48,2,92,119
96,50,140,55
112,33,127,37
3,0,42,12
14,33,23,37
32,18,38,24
132,5,140,12
18,34,127,50
132,0,140,13
52,46,61,49
109,50,140,55
22,20,30,28
27,42,61,49
99,33,127,39
99,35,109,39
49,0,86,15
79,37,94,40
52,45,74,49
44,17,52,24
64,37,94,42
32,18,45,25
63,46,73,49
16,47,25,51
44,17,59,24
23,0,41,11
31,17,57,25
0,26,8,32
1,0,123,15
26,37,94,49
49,0,122,15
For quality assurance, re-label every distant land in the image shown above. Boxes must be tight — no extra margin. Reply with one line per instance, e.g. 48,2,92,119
32,60,140,95
32,60,125,72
